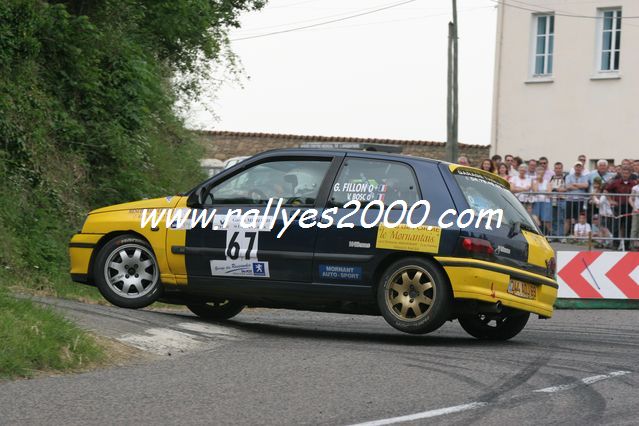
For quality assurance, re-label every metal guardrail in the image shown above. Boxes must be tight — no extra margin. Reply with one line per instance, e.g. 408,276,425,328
514,191,638,250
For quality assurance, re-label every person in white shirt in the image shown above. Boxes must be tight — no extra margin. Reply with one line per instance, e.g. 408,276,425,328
504,154,517,176
526,159,537,179
532,166,551,233
510,164,533,204
573,213,592,239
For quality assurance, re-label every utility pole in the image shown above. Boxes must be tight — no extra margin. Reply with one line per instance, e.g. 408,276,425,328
446,0,459,163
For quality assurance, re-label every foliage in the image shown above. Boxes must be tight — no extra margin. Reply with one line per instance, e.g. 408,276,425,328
0,0,263,276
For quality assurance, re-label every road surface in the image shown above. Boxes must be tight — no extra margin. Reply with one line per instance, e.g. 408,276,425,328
1,298,638,425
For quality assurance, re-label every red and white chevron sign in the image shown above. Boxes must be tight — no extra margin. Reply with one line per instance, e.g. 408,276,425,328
557,251,639,299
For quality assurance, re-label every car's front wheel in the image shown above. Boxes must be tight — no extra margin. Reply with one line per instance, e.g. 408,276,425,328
94,235,163,309
186,300,245,320
377,257,452,334
458,312,530,340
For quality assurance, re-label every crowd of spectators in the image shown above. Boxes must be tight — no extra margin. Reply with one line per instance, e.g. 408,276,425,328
457,154,639,251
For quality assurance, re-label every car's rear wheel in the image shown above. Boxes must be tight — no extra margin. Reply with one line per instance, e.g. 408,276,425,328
377,257,452,334
186,300,245,320
458,312,529,340
94,235,162,309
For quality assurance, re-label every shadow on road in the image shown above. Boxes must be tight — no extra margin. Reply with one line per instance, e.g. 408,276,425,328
166,312,533,348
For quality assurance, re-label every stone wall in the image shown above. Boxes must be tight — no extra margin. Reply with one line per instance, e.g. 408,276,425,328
195,131,490,166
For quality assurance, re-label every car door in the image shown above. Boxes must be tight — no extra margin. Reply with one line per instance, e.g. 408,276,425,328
182,154,340,286
313,155,433,286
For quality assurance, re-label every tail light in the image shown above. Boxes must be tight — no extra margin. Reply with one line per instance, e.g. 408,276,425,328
460,237,494,255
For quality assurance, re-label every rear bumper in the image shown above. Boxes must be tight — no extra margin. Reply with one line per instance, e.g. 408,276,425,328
436,257,558,318
68,233,103,283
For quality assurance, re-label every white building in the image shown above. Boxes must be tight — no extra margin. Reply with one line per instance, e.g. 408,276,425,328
491,0,638,168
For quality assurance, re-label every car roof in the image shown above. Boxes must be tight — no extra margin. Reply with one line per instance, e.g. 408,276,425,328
255,148,449,166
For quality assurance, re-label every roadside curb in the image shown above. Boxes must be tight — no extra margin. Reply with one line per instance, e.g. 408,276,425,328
555,299,639,309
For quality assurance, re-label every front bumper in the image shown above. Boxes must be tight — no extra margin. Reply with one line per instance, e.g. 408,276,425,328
436,257,558,318
68,233,103,284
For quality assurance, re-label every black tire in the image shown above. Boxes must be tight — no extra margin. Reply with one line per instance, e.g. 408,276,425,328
458,312,530,340
377,257,452,334
94,235,163,309
186,300,245,320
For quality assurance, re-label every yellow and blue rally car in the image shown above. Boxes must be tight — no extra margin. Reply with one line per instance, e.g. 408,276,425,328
69,149,558,340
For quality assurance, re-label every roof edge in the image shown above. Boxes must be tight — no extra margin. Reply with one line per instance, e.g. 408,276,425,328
195,130,488,149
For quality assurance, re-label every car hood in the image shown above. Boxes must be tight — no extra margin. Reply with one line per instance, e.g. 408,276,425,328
89,196,181,214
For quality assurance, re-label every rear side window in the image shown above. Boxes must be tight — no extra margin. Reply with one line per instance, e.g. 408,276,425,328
452,169,537,230
329,159,420,207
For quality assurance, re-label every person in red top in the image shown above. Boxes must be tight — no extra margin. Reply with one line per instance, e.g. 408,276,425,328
605,166,637,248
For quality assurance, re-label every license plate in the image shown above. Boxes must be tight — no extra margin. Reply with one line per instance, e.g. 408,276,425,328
507,279,537,300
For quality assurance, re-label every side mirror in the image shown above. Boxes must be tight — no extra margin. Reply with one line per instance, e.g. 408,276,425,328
187,187,208,207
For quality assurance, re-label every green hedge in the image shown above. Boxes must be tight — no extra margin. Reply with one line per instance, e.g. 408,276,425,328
0,0,263,277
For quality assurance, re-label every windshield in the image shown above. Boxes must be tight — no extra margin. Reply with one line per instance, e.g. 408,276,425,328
453,170,539,233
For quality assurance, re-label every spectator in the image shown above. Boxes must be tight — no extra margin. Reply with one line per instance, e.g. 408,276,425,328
480,158,496,173
570,154,590,174
497,162,511,182
526,203,541,229
549,162,568,237
565,161,590,234
605,166,637,249
457,156,470,166
532,165,551,233
511,164,533,204
591,214,612,248
491,154,502,166
573,212,591,239
609,164,618,174
588,178,604,219
633,160,639,180
591,182,615,242
538,156,553,181
629,180,639,251
588,159,615,190
512,156,523,176
504,154,517,176
526,159,537,179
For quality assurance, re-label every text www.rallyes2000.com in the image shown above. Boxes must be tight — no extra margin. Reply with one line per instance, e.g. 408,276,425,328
139,198,504,238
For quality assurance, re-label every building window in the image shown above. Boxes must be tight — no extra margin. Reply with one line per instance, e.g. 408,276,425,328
532,14,554,76
598,8,621,72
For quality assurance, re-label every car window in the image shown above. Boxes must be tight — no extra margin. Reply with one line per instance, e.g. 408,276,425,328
329,159,420,207
453,170,538,230
208,160,331,206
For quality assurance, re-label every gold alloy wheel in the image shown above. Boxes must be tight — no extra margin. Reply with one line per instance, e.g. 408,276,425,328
385,266,436,322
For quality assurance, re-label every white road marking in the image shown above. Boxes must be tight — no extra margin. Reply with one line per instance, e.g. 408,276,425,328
348,370,632,426
533,370,631,393
349,402,488,426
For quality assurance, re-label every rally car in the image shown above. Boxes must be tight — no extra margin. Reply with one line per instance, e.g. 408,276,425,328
69,149,558,340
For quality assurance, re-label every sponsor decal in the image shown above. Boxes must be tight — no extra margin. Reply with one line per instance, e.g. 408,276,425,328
210,260,270,278
348,241,371,249
375,224,441,253
494,245,511,255
319,265,362,280
332,181,388,202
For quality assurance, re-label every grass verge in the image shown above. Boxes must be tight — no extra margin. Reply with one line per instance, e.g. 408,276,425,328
0,286,104,380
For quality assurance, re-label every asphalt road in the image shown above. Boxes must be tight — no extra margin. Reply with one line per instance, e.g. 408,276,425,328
1,298,638,425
